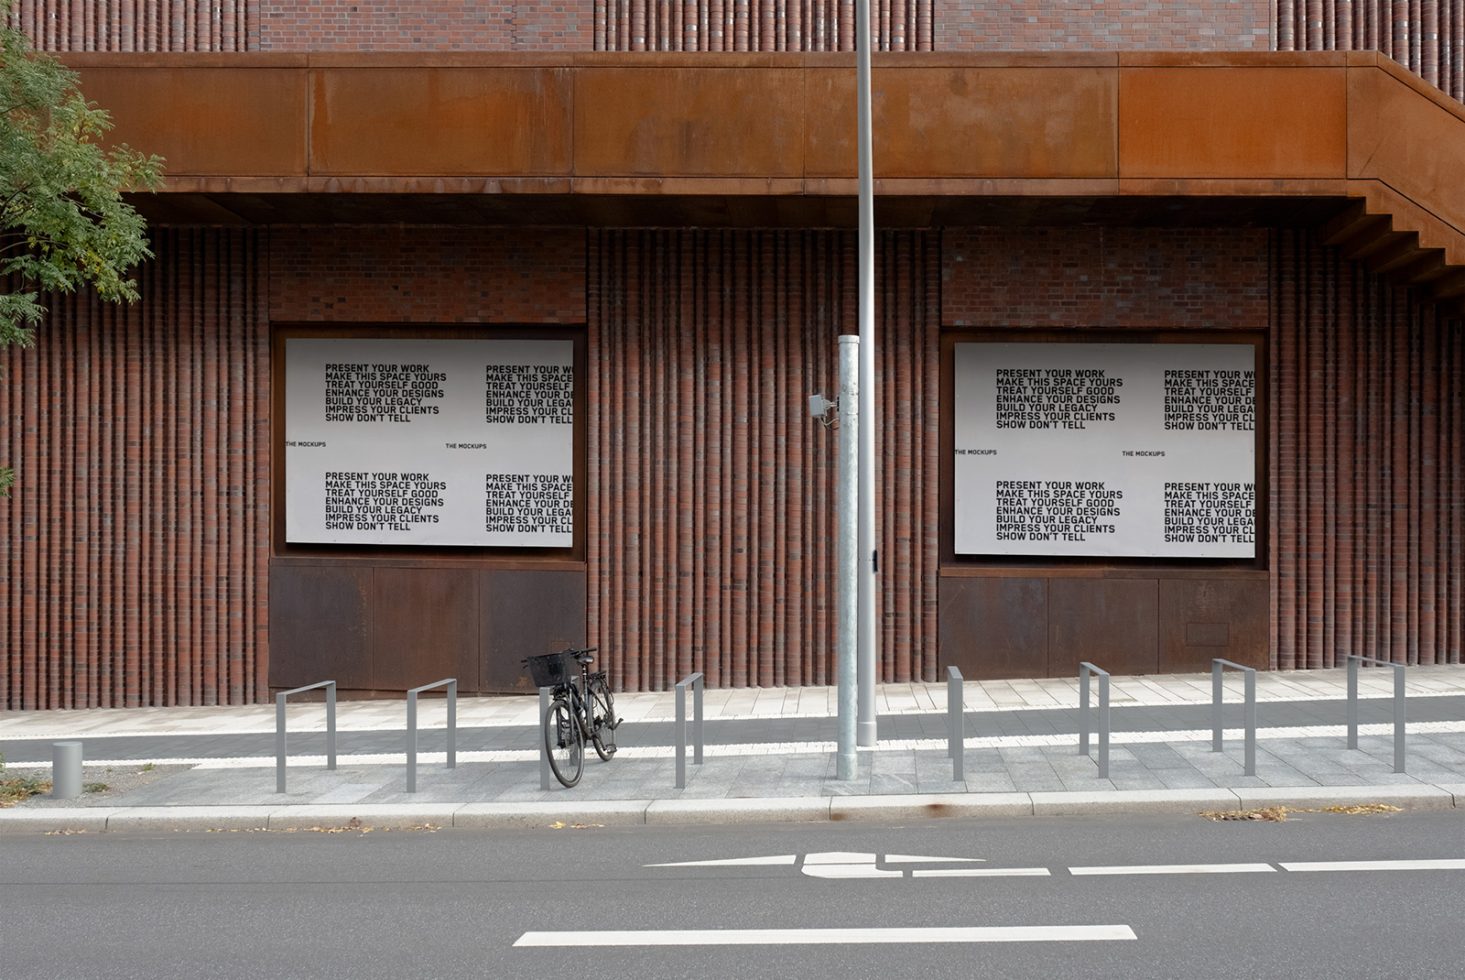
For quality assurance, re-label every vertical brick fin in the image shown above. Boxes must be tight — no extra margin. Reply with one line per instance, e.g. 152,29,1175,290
587,229,938,691
6,1,254,50
596,0,934,50
0,228,269,710
1276,0,1465,103
1270,229,1464,668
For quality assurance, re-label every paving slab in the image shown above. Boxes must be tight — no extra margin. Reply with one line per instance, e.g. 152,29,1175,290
645,797,831,825
0,807,118,835
266,804,458,831
104,805,276,832
1030,789,1240,816
453,800,651,829
829,793,1032,821
1228,784,1459,811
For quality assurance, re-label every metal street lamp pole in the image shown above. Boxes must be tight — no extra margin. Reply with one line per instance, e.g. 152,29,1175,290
855,0,879,748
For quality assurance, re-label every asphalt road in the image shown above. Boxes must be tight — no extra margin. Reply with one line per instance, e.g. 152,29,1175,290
3,809,1462,979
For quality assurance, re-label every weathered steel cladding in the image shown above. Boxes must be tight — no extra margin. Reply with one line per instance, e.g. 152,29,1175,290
0,228,269,710
587,229,939,691
1270,229,1465,669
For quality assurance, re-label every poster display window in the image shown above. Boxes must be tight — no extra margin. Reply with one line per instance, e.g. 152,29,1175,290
282,335,575,548
953,341,1258,559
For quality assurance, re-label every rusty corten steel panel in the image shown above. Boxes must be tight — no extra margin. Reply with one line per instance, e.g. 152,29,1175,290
1119,67,1347,179
480,569,587,693
268,564,372,692
1347,62,1465,240
368,567,480,692
311,68,573,176
1047,578,1159,676
74,67,307,177
938,576,1049,680
572,67,806,177
806,67,1118,179
1157,578,1269,673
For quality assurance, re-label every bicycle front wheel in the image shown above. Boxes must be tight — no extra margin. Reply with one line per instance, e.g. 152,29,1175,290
589,680,618,762
543,698,584,787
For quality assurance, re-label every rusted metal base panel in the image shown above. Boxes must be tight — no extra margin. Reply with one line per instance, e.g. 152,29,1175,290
939,572,1269,680
480,568,588,693
267,561,585,695
1159,578,1270,673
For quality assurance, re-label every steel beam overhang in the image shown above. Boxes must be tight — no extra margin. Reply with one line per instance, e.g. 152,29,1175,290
68,50,1465,313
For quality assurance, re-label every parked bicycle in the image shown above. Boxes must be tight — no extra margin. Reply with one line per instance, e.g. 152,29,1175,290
524,646,619,788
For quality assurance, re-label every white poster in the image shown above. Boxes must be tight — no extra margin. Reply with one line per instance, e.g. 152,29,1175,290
284,337,574,547
954,343,1256,558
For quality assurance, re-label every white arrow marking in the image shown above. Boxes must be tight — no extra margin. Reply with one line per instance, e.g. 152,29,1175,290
1280,859,1465,873
1069,863,1276,876
514,925,1138,947
645,855,798,868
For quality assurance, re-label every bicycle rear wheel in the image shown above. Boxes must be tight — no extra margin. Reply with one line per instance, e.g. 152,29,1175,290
543,698,583,787
589,679,618,761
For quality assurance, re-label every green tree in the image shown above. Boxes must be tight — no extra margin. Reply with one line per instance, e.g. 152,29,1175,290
1,3,162,494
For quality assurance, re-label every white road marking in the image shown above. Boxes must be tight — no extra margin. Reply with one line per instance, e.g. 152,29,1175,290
801,851,880,864
1069,863,1276,876
885,853,985,864
911,867,1051,878
513,925,1138,947
800,865,904,879
645,855,797,868
1280,859,1465,873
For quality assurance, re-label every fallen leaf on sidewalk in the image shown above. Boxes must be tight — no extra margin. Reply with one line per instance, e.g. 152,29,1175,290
1319,803,1402,815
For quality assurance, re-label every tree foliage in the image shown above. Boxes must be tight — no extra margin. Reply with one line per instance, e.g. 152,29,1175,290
1,3,162,493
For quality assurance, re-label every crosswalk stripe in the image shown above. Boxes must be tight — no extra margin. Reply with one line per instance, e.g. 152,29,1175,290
513,925,1137,946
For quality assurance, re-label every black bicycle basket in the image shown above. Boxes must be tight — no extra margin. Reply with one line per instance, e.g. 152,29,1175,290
526,651,569,688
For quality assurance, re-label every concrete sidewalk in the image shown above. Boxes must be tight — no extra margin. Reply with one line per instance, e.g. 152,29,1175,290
3,665,1464,833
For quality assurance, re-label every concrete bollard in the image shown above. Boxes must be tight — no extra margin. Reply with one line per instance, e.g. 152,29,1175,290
51,741,82,799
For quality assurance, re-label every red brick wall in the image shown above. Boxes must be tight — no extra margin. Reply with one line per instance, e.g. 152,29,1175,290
1277,1,1465,103
936,0,1272,51
588,229,941,689
1271,230,1465,668
1,229,269,710
269,226,586,324
942,227,1270,330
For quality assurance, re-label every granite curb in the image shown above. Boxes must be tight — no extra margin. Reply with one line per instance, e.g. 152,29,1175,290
2,783,1458,835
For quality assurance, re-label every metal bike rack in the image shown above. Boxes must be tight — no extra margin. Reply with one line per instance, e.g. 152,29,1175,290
1347,655,1407,773
1212,659,1256,776
675,671,705,789
275,680,337,793
538,686,553,791
946,666,964,781
1078,662,1111,779
405,678,457,792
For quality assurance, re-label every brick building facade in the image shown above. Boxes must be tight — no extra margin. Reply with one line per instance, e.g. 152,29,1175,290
2,4,1462,708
